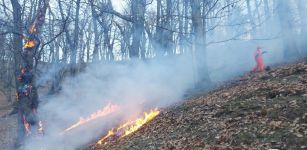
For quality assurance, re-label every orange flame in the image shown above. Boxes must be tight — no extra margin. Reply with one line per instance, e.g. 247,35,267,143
97,109,160,145
30,21,37,33
64,103,119,132
23,116,31,136
24,40,36,48
23,20,37,49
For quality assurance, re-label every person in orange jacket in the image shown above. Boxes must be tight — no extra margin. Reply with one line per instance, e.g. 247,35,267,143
252,46,267,72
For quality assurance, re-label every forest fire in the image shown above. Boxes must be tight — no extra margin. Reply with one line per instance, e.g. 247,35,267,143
64,103,119,132
30,22,37,33
24,39,36,49
97,109,160,145
23,116,32,136
23,20,37,49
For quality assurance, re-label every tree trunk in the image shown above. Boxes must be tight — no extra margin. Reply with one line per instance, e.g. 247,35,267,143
178,0,184,54
130,0,145,58
183,0,190,53
12,0,49,146
91,6,100,62
10,0,24,145
57,0,70,63
71,0,81,75
191,0,211,88
164,0,173,55
154,0,162,56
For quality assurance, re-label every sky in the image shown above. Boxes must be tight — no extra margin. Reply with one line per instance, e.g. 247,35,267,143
111,0,125,12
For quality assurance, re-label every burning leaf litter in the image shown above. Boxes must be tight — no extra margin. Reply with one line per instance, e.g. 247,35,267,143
97,109,160,145
88,59,307,150
64,103,119,132
23,115,31,136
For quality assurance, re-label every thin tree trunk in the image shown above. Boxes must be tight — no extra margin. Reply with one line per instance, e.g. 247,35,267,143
178,0,184,54
191,0,211,88
130,0,145,58
71,0,81,75
91,2,100,62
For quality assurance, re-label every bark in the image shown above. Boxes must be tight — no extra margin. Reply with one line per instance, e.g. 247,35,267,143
178,0,184,54
116,22,130,59
154,0,162,56
130,0,146,58
155,0,173,57
10,0,24,145
85,21,93,62
91,0,114,61
183,0,190,53
191,0,211,88
90,1,100,62
12,0,49,146
57,0,70,63
71,0,81,75
163,0,174,55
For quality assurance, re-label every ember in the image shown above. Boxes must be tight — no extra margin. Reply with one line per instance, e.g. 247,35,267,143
23,115,31,136
64,103,119,132
97,109,160,145
30,22,37,33
24,40,36,49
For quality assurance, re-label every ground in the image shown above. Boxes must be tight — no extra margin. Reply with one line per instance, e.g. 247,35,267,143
0,91,17,150
1,59,306,150
88,59,307,150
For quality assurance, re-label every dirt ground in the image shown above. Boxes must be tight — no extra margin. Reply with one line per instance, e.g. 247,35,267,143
0,91,17,150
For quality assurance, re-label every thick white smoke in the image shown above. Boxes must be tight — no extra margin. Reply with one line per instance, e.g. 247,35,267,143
23,0,307,149
24,55,196,149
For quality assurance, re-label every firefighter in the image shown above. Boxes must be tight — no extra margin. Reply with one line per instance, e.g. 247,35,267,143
252,46,267,72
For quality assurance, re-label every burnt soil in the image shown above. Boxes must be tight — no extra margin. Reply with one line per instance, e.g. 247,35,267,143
87,59,307,150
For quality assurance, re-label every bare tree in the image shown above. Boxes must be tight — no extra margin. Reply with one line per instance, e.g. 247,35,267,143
11,0,49,146
191,0,211,88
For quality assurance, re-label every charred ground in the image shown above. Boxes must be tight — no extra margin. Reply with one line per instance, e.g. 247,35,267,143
88,59,307,150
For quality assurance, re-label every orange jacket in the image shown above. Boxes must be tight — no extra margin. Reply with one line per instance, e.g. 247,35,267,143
252,49,265,72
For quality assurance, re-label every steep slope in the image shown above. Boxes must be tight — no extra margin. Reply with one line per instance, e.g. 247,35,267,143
88,59,307,150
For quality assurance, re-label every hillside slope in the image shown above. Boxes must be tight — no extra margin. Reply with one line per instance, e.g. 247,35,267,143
89,59,307,150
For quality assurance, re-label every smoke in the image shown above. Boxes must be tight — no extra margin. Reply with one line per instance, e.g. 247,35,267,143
22,1,307,149
24,55,196,149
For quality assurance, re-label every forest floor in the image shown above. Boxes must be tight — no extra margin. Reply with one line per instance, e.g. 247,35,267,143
0,59,306,150
0,91,17,150
88,59,307,150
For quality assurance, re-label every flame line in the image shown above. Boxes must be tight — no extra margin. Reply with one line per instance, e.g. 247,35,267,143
64,103,119,132
97,108,160,145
